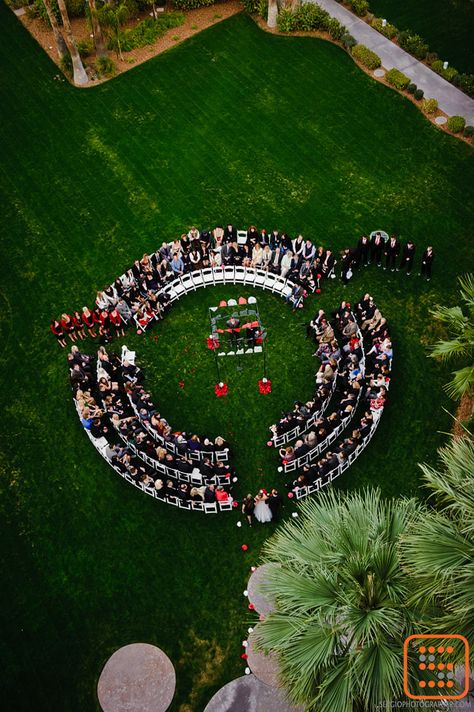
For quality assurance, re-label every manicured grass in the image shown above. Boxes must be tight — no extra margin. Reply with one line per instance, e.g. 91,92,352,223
368,0,474,73
0,5,473,710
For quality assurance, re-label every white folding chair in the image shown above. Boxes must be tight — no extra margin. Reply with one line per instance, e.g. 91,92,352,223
234,267,246,284
204,502,218,514
223,266,235,284
254,270,267,287
237,230,248,245
180,274,194,292
213,268,225,284
202,268,214,286
190,270,205,289
218,501,233,512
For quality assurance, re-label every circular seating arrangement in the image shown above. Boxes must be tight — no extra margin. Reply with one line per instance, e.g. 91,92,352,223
66,231,392,512
97,643,175,712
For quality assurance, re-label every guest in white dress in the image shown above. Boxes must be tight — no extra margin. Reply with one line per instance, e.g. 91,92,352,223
254,490,273,523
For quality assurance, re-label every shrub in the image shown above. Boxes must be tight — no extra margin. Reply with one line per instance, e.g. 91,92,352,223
422,97,438,114
77,39,93,58
108,13,185,52
398,30,429,60
464,125,474,137
426,52,438,65
352,44,381,70
407,83,417,94
447,116,466,134
60,53,73,78
277,8,296,32
242,0,267,16
294,3,330,31
171,0,214,8
341,33,357,49
96,56,116,77
349,0,369,17
327,17,346,41
431,60,459,83
386,67,410,90
371,17,397,40
414,88,424,100
457,74,474,98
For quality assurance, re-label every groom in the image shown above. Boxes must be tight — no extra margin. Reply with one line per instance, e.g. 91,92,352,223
268,489,283,522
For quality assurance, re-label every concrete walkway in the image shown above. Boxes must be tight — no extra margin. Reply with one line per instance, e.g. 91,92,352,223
306,0,474,124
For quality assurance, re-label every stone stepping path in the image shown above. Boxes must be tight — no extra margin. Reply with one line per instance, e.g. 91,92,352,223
97,643,176,712
307,0,474,123
247,628,281,688
204,673,304,712
247,563,279,617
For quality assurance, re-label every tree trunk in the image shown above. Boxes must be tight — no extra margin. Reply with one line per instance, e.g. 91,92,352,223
267,0,279,28
42,0,68,60
88,0,108,58
56,0,89,85
289,0,300,10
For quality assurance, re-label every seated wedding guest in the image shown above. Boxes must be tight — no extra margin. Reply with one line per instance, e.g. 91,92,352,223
215,485,232,503
170,253,185,276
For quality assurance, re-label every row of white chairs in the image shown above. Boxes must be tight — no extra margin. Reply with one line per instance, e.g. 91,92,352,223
274,312,365,456
290,326,392,498
126,390,229,464
158,267,297,302
73,398,234,512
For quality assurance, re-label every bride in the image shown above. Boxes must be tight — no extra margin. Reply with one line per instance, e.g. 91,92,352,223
254,490,273,524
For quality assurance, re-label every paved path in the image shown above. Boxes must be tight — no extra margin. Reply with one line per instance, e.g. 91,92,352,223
97,643,176,712
307,0,474,124
247,563,278,616
204,674,305,712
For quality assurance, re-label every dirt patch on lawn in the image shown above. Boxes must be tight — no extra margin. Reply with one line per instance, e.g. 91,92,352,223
16,1,243,86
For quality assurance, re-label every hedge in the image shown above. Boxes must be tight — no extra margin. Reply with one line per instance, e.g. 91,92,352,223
352,43,381,70
447,116,466,134
422,98,438,114
371,17,397,40
171,0,214,8
385,67,410,90
431,60,459,83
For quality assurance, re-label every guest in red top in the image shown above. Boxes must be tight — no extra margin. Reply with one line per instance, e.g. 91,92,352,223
109,308,124,337
50,319,67,348
215,486,231,503
81,307,97,338
60,313,77,343
72,311,86,340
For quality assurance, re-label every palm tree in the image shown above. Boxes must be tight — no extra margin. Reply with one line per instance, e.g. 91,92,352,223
254,489,425,712
98,1,130,62
403,435,474,662
42,0,68,60
429,273,474,400
88,0,108,58
56,0,89,85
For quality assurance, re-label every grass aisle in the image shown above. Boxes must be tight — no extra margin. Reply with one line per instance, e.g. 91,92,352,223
0,5,473,710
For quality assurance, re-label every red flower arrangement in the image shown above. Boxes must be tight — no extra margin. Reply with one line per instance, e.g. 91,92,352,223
248,603,255,610
288,492,294,499
241,653,248,660
215,382,228,397
232,501,239,508
178,381,185,389
207,336,220,350
258,378,272,395
241,544,248,551
316,289,321,294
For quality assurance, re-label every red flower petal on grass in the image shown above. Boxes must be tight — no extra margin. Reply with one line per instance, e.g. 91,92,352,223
241,653,248,660
288,492,294,499
241,544,248,551
232,501,238,508
316,289,321,294
248,603,255,610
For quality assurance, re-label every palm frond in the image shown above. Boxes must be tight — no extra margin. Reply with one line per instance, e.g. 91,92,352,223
444,365,474,399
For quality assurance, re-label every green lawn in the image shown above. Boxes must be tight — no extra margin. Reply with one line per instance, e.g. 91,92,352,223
0,4,473,710
368,0,474,74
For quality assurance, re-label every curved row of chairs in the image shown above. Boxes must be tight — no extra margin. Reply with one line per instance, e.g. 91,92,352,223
287,318,392,499
280,320,366,474
73,389,235,513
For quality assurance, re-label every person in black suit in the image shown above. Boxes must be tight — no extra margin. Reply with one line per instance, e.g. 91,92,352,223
384,235,400,271
370,233,384,266
400,240,416,275
223,224,237,243
221,242,236,265
268,247,283,274
321,249,335,277
340,248,354,284
420,246,434,281
267,489,283,522
355,235,370,267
